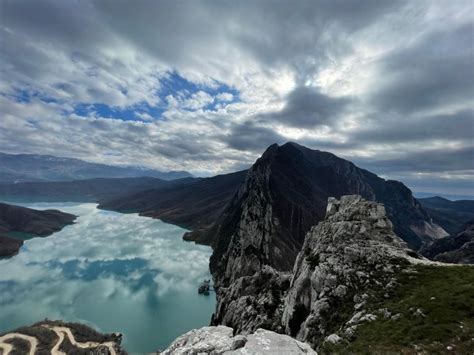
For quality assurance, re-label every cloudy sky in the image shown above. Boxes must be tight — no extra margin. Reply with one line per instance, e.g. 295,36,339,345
0,0,473,195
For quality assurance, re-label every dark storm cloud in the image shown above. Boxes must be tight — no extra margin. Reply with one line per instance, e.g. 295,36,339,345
226,121,285,151
258,86,353,128
91,0,406,75
370,23,474,114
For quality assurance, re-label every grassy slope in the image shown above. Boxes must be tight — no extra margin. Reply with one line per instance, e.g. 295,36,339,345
323,265,474,354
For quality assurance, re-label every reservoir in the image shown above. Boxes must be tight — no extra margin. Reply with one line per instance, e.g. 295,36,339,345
0,202,215,353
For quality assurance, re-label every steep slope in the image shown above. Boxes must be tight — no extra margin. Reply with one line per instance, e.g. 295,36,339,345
99,170,247,242
0,202,76,256
418,196,474,234
0,151,192,183
421,218,474,263
210,143,445,290
0,177,190,202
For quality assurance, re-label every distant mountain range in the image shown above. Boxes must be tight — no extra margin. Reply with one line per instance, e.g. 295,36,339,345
0,152,192,183
0,177,193,203
418,196,474,234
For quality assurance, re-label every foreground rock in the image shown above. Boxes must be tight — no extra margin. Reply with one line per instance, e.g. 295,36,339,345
0,202,76,257
0,320,126,354
160,326,316,354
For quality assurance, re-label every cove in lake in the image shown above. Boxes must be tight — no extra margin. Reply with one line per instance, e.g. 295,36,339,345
0,202,215,353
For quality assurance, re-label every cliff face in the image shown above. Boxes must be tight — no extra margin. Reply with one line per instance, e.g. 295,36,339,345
211,195,432,348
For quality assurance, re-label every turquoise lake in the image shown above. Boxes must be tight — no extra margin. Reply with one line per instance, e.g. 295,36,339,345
0,202,215,353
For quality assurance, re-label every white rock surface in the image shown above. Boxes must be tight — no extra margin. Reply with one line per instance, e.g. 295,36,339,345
161,326,316,354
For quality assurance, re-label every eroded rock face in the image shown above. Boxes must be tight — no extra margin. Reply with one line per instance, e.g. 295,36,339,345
281,195,420,348
161,326,316,354
212,265,290,334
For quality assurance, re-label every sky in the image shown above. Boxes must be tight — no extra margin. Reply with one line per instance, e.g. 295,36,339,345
0,0,473,196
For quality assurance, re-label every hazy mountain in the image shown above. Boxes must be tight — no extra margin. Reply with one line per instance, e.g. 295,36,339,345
0,177,193,203
418,196,474,234
0,152,192,183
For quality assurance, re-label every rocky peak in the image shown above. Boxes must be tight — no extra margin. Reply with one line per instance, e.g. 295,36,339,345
210,143,444,290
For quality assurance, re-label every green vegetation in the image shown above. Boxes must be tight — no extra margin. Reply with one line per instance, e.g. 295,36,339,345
323,265,474,354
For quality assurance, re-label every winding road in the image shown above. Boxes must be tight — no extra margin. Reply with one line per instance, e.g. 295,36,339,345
0,325,118,355
0,333,38,355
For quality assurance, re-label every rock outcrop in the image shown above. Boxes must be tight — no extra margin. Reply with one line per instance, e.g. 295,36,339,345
160,326,316,354
212,195,431,350
281,195,420,348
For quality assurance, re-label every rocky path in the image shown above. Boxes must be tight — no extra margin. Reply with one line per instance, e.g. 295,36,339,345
0,332,38,355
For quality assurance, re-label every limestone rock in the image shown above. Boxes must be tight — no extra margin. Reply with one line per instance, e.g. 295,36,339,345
281,195,423,348
161,326,316,354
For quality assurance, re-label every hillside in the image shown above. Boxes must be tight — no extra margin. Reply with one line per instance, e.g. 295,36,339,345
0,202,76,256
99,170,247,240
418,196,474,234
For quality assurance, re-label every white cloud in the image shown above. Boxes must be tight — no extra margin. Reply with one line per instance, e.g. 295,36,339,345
216,92,233,102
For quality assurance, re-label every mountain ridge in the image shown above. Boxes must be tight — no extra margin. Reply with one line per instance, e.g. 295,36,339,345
0,152,192,183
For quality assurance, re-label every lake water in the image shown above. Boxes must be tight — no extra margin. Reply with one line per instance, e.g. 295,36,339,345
0,202,215,353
